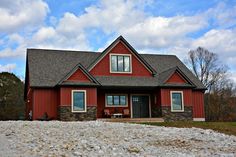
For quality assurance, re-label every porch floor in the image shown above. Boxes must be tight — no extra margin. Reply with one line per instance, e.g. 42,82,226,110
97,118,164,123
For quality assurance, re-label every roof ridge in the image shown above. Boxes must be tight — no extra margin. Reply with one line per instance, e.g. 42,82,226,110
27,48,101,54
27,48,178,57
141,53,177,57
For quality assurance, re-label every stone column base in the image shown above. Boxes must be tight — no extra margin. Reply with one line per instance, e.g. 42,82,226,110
58,106,97,121
161,106,192,121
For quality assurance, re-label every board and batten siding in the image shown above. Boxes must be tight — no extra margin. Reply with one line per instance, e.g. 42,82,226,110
33,89,58,120
192,91,205,118
59,87,97,107
90,41,152,77
160,89,205,118
160,89,193,106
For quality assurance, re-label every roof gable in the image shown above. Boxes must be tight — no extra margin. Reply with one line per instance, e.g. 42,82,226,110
58,63,100,85
166,71,188,84
88,36,156,75
67,68,91,82
159,66,195,86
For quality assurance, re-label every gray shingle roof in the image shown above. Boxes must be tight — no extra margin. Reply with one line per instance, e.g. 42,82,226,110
27,49,205,89
27,49,99,87
95,76,158,87
141,54,205,89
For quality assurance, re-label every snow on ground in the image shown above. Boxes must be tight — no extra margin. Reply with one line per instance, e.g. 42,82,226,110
0,121,235,157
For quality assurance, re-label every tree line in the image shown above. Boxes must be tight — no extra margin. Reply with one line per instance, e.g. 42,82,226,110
0,72,25,120
188,47,236,121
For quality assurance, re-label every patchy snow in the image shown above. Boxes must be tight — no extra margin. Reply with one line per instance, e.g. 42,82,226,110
0,121,235,157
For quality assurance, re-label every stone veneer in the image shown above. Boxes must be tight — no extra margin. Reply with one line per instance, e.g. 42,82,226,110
151,105,161,118
161,106,192,121
58,106,97,121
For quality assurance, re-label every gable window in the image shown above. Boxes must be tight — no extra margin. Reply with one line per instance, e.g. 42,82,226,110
110,54,131,73
72,90,86,112
106,94,128,107
171,91,184,112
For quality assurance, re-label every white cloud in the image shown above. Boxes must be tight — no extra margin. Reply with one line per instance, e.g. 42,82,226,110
192,29,236,54
192,29,236,68
0,33,27,58
230,72,236,83
30,26,89,50
120,15,207,49
0,0,49,33
53,0,210,52
32,27,56,42
206,2,236,28
0,0,236,81
56,0,146,36
0,64,16,72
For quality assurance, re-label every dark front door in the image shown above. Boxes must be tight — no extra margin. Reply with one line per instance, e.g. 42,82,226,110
132,95,150,118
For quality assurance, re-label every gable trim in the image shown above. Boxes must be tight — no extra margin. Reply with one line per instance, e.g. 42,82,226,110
166,71,187,83
164,67,195,86
88,36,156,75
57,63,100,85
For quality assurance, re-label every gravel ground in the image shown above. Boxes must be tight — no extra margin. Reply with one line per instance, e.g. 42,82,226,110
0,121,236,157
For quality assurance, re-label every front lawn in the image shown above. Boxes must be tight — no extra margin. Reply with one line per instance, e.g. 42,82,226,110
141,121,236,136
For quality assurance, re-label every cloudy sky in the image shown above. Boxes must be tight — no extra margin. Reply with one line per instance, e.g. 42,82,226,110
0,0,236,81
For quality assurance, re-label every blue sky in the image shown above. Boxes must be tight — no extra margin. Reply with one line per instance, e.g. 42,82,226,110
0,0,236,81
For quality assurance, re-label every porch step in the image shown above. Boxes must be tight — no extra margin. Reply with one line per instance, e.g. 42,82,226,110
97,118,164,123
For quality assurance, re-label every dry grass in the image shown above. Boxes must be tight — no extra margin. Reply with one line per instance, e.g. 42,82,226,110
140,121,236,136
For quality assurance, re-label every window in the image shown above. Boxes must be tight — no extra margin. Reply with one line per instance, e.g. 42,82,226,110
171,91,184,112
110,54,131,73
72,90,86,112
106,95,128,107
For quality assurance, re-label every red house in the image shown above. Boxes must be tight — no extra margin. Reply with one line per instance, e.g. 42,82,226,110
24,36,206,121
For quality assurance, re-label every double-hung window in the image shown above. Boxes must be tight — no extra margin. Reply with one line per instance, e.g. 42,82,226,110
72,90,86,112
171,91,184,112
110,54,131,73
106,95,127,107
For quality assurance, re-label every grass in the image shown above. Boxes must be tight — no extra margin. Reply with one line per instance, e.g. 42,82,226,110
140,121,236,136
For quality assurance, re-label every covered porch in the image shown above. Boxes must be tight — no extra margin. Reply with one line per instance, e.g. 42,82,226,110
96,87,161,119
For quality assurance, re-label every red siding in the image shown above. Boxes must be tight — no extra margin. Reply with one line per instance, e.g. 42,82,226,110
166,72,187,84
33,89,58,120
161,89,192,106
90,42,152,77
60,87,97,107
192,91,205,118
67,68,91,82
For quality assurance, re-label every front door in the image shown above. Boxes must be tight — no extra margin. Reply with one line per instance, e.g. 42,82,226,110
132,95,150,118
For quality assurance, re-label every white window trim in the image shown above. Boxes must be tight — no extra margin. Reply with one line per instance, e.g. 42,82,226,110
109,53,132,74
170,91,184,112
71,90,87,113
105,94,128,107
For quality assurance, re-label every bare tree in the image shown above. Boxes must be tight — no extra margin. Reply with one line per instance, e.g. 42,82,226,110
187,47,236,121
188,47,227,92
